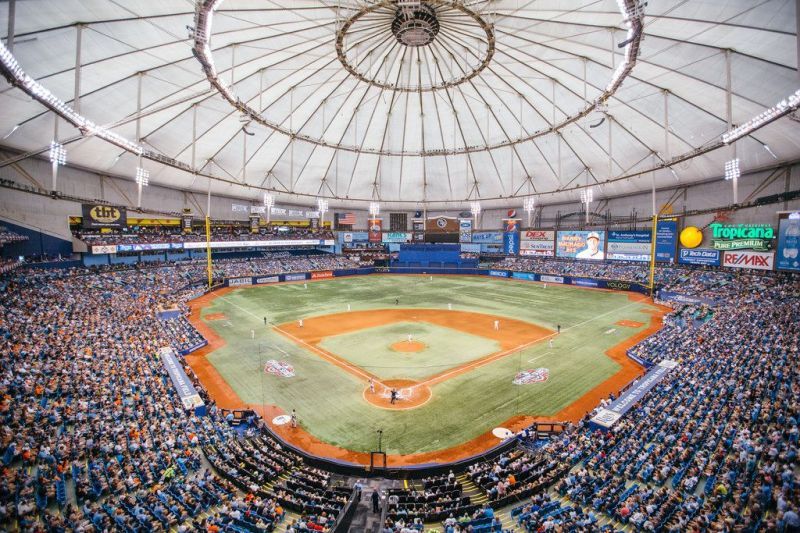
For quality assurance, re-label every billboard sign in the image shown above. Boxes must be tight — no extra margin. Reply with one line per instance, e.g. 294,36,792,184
607,230,651,262
91,245,118,254
489,270,509,277
503,219,521,255
382,232,410,243
655,219,677,263
678,248,721,266
556,230,606,260
310,270,333,279
472,232,503,243
539,275,564,284
459,218,473,243
520,230,555,257
284,273,307,281
776,214,800,272
254,276,280,284
710,223,775,251
368,219,382,243
722,250,775,271
82,204,127,229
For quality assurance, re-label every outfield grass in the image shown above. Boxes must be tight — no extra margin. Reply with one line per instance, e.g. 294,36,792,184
199,275,656,455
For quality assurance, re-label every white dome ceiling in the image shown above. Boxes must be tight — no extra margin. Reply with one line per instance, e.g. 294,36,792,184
0,0,798,209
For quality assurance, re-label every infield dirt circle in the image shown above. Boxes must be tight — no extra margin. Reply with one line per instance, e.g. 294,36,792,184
390,340,427,352
364,379,432,409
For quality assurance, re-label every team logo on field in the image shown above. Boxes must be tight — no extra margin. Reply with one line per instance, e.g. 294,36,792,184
264,360,295,378
512,368,549,385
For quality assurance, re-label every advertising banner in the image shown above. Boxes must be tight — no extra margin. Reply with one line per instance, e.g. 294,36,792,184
556,230,606,260
254,276,280,284
678,248,721,266
460,243,480,253
368,219,382,243
310,270,334,279
607,230,652,262
81,204,127,229
572,278,600,288
776,214,800,272
426,216,459,233
459,219,473,243
539,275,565,284
342,232,353,243
655,219,677,263
520,230,555,257
657,290,718,307
284,273,307,281
249,214,260,234
182,239,327,249
511,272,537,281
382,232,410,243
472,232,503,243
503,219,521,255
710,223,775,251
158,347,205,415
589,360,677,429
117,243,174,252
722,250,775,271
181,212,193,234
91,245,118,254
489,270,509,277
227,277,253,286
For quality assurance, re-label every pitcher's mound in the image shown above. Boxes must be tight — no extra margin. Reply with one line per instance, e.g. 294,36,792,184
390,340,426,353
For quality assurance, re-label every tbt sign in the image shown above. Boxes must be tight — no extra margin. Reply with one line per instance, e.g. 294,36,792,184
82,204,127,229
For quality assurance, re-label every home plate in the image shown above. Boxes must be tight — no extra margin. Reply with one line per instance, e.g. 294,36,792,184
272,415,292,426
492,427,514,440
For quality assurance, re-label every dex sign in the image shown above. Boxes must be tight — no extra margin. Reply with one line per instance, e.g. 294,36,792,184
710,223,774,251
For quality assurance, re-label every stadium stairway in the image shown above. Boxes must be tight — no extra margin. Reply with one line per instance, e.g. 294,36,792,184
456,473,488,506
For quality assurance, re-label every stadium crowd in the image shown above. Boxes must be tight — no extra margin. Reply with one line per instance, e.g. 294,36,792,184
0,257,358,532
468,268,799,532
0,251,797,532
0,230,28,245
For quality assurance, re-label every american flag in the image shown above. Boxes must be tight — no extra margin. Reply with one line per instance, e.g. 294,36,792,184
338,212,356,225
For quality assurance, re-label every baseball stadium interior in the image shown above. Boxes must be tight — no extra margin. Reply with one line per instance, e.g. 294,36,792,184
1,1,800,532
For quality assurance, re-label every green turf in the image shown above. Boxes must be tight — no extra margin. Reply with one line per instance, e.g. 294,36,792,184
317,321,500,381
198,275,656,455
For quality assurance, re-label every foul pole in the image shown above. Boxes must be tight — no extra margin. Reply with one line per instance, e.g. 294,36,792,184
649,214,658,299
205,216,213,289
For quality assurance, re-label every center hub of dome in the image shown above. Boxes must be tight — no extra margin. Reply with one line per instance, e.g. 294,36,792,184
392,2,439,47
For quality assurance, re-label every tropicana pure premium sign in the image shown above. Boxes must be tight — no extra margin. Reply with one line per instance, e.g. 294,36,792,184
709,223,774,251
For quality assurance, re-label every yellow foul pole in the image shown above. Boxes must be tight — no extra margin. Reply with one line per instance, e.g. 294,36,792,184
205,216,213,289
649,214,658,299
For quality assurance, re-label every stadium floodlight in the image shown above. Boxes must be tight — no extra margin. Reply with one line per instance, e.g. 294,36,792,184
49,141,66,166
724,159,740,181
135,167,150,187
263,193,274,223
317,198,329,226
580,187,594,204
523,196,536,226
722,89,800,145
470,201,481,218
369,202,380,217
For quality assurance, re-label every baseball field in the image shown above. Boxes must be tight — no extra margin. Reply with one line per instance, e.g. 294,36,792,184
186,275,664,464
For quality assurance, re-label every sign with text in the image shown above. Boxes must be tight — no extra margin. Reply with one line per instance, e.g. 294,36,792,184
520,230,555,257
607,230,651,262
722,250,775,271
678,248,720,266
368,219,382,243
655,219,677,263
710,223,775,251
556,230,606,260
776,214,800,272
82,204,127,229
